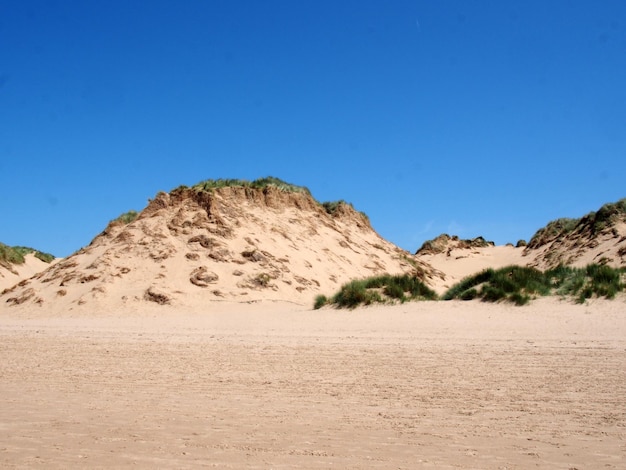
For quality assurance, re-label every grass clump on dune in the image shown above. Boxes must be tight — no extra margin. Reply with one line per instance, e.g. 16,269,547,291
321,200,370,222
549,264,625,303
443,264,626,305
314,274,437,309
111,210,139,225
0,243,26,267
192,176,311,195
443,266,548,306
0,243,55,268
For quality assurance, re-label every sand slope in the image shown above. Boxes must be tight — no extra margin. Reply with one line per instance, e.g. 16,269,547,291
0,253,56,292
525,220,626,270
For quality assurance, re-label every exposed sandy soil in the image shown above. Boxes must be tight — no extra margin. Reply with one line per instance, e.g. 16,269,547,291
0,253,56,292
1,298,624,469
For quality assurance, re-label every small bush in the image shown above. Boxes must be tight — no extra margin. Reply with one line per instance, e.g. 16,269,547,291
332,280,379,308
254,273,271,287
319,274,436,309
34,251,55,263
314,295,328,310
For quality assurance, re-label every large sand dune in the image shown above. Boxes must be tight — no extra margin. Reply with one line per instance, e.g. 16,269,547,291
1,184,431,313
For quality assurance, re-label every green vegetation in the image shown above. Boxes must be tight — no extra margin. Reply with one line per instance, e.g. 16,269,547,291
321,200,348,216
315,274,437,309
0,242,55,267
314,294,328,310
32,250,55,263
191,176,312,195
0,243,26,266
111,210,139,225
443,264,626,305
253,272,272,287
589,198,626,234
321,200,369,222
549,264,625,303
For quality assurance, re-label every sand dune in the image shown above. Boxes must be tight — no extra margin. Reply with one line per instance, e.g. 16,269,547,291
1,185,431,313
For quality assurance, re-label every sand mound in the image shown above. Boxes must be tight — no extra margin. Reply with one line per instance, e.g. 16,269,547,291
523,199,626,269
1,184,434,313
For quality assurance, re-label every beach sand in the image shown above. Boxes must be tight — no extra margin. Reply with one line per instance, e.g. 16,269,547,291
1,298,624,469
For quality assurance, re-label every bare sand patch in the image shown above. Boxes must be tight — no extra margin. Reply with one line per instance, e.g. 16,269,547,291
1,299,624,468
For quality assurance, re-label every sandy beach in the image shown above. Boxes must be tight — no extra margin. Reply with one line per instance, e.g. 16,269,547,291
1,299,624,469
4,1,626,467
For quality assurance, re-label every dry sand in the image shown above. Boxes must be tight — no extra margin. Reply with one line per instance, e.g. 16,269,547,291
1,298,624,469
0,253,55,292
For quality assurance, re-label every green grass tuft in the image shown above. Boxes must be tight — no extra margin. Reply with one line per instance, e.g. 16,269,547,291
320,274,437,309
444,264,625,305
0,243,55,267
111,210,139,225
192,176,311,195
0,243,26,266
313,295,328,310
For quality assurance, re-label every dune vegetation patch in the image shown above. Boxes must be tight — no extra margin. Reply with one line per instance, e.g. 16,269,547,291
321,200,370,222
443,264,626,305
111,210,139,225
319,263,626,309
315,274,438,309
189,176,312,195
0,243,55,268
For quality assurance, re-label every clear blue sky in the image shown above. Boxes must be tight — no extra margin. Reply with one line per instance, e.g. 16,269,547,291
1,1,625,257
